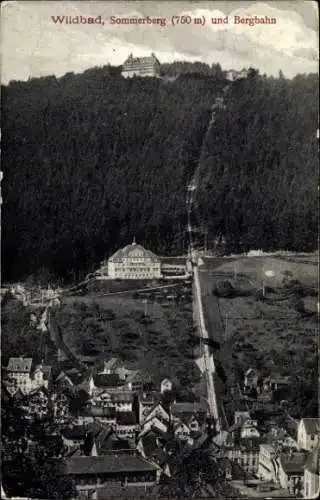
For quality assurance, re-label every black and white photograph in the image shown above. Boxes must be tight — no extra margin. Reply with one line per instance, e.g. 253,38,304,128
0,1,319,499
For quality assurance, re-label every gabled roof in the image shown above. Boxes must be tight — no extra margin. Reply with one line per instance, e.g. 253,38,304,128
7,357,32,373
62,455,158,475
245,368,257,377
301,418,320,436
108,242,160,263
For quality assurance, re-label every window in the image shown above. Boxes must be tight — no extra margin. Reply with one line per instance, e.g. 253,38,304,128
311,435,314,440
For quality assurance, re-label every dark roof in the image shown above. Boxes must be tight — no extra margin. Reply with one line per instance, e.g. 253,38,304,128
94,373,123,388
140,435,161,456
7,357,32,373
171,402,208,415
160,257,187,265
139,391,160,404
279,451,309,475
62,455,158,475
302,418,320,436
116,412,137,425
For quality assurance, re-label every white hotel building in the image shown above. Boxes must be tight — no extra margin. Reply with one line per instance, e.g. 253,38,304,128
107,240,162,280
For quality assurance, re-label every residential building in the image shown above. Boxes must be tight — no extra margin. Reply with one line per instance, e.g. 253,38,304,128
240,419,260,439
121,53,161,78
277,451,309,496
106,239,162,279
170,401,208,422
297,418,320,451
160,257,187,277
6,358,51,395
91,391,134,413
138,392,161,424
115,412,139,439
100,358,123,374
303,449,320,498
59,454,159,496
258,444,277,481
225,437,260,476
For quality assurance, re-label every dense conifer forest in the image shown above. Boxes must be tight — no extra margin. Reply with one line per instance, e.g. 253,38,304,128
1,63,318,283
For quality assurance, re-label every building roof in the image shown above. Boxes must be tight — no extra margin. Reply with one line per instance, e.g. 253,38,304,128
279,451,309,475
62,454,158,475
7,357,33,373
122,53,160,71
171,401,208,415
160,257,187,266
245,368,257,377
301,418,320,436
139,391,160,404
93,373,123,388
108,242,160,263
116,412,137,426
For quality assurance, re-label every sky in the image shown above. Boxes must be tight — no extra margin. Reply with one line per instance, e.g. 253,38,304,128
1,1,319,83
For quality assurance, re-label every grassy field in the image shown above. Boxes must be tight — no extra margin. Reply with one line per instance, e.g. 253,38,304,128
56,288,200,395
198,255,318,418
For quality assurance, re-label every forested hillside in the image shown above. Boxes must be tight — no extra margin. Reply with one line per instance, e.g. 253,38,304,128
1,63,318,282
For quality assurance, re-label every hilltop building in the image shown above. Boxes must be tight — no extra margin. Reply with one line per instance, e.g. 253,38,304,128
225,68,248,81
121,53,161,78
106,239,162,280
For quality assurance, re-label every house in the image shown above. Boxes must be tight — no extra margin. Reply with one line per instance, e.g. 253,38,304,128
234,411,251,425
160,257,187,277
142,403,170,432
225,429,261,476
106,239,162,280
115,411,139,439
91,391,134,413
240,419,260,439
258,444,277,481
297,418,320,451
303,449,320,498
170,401,208,421
172,420,193,443
138,392,160,424
6,358,51,395
160,379,172,394
121,53,161,78
244,369,259,392
277,451,309,496
77,406,117,426
59,454,159,496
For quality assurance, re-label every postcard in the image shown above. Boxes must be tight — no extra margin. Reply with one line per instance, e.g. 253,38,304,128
1,1,319,499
